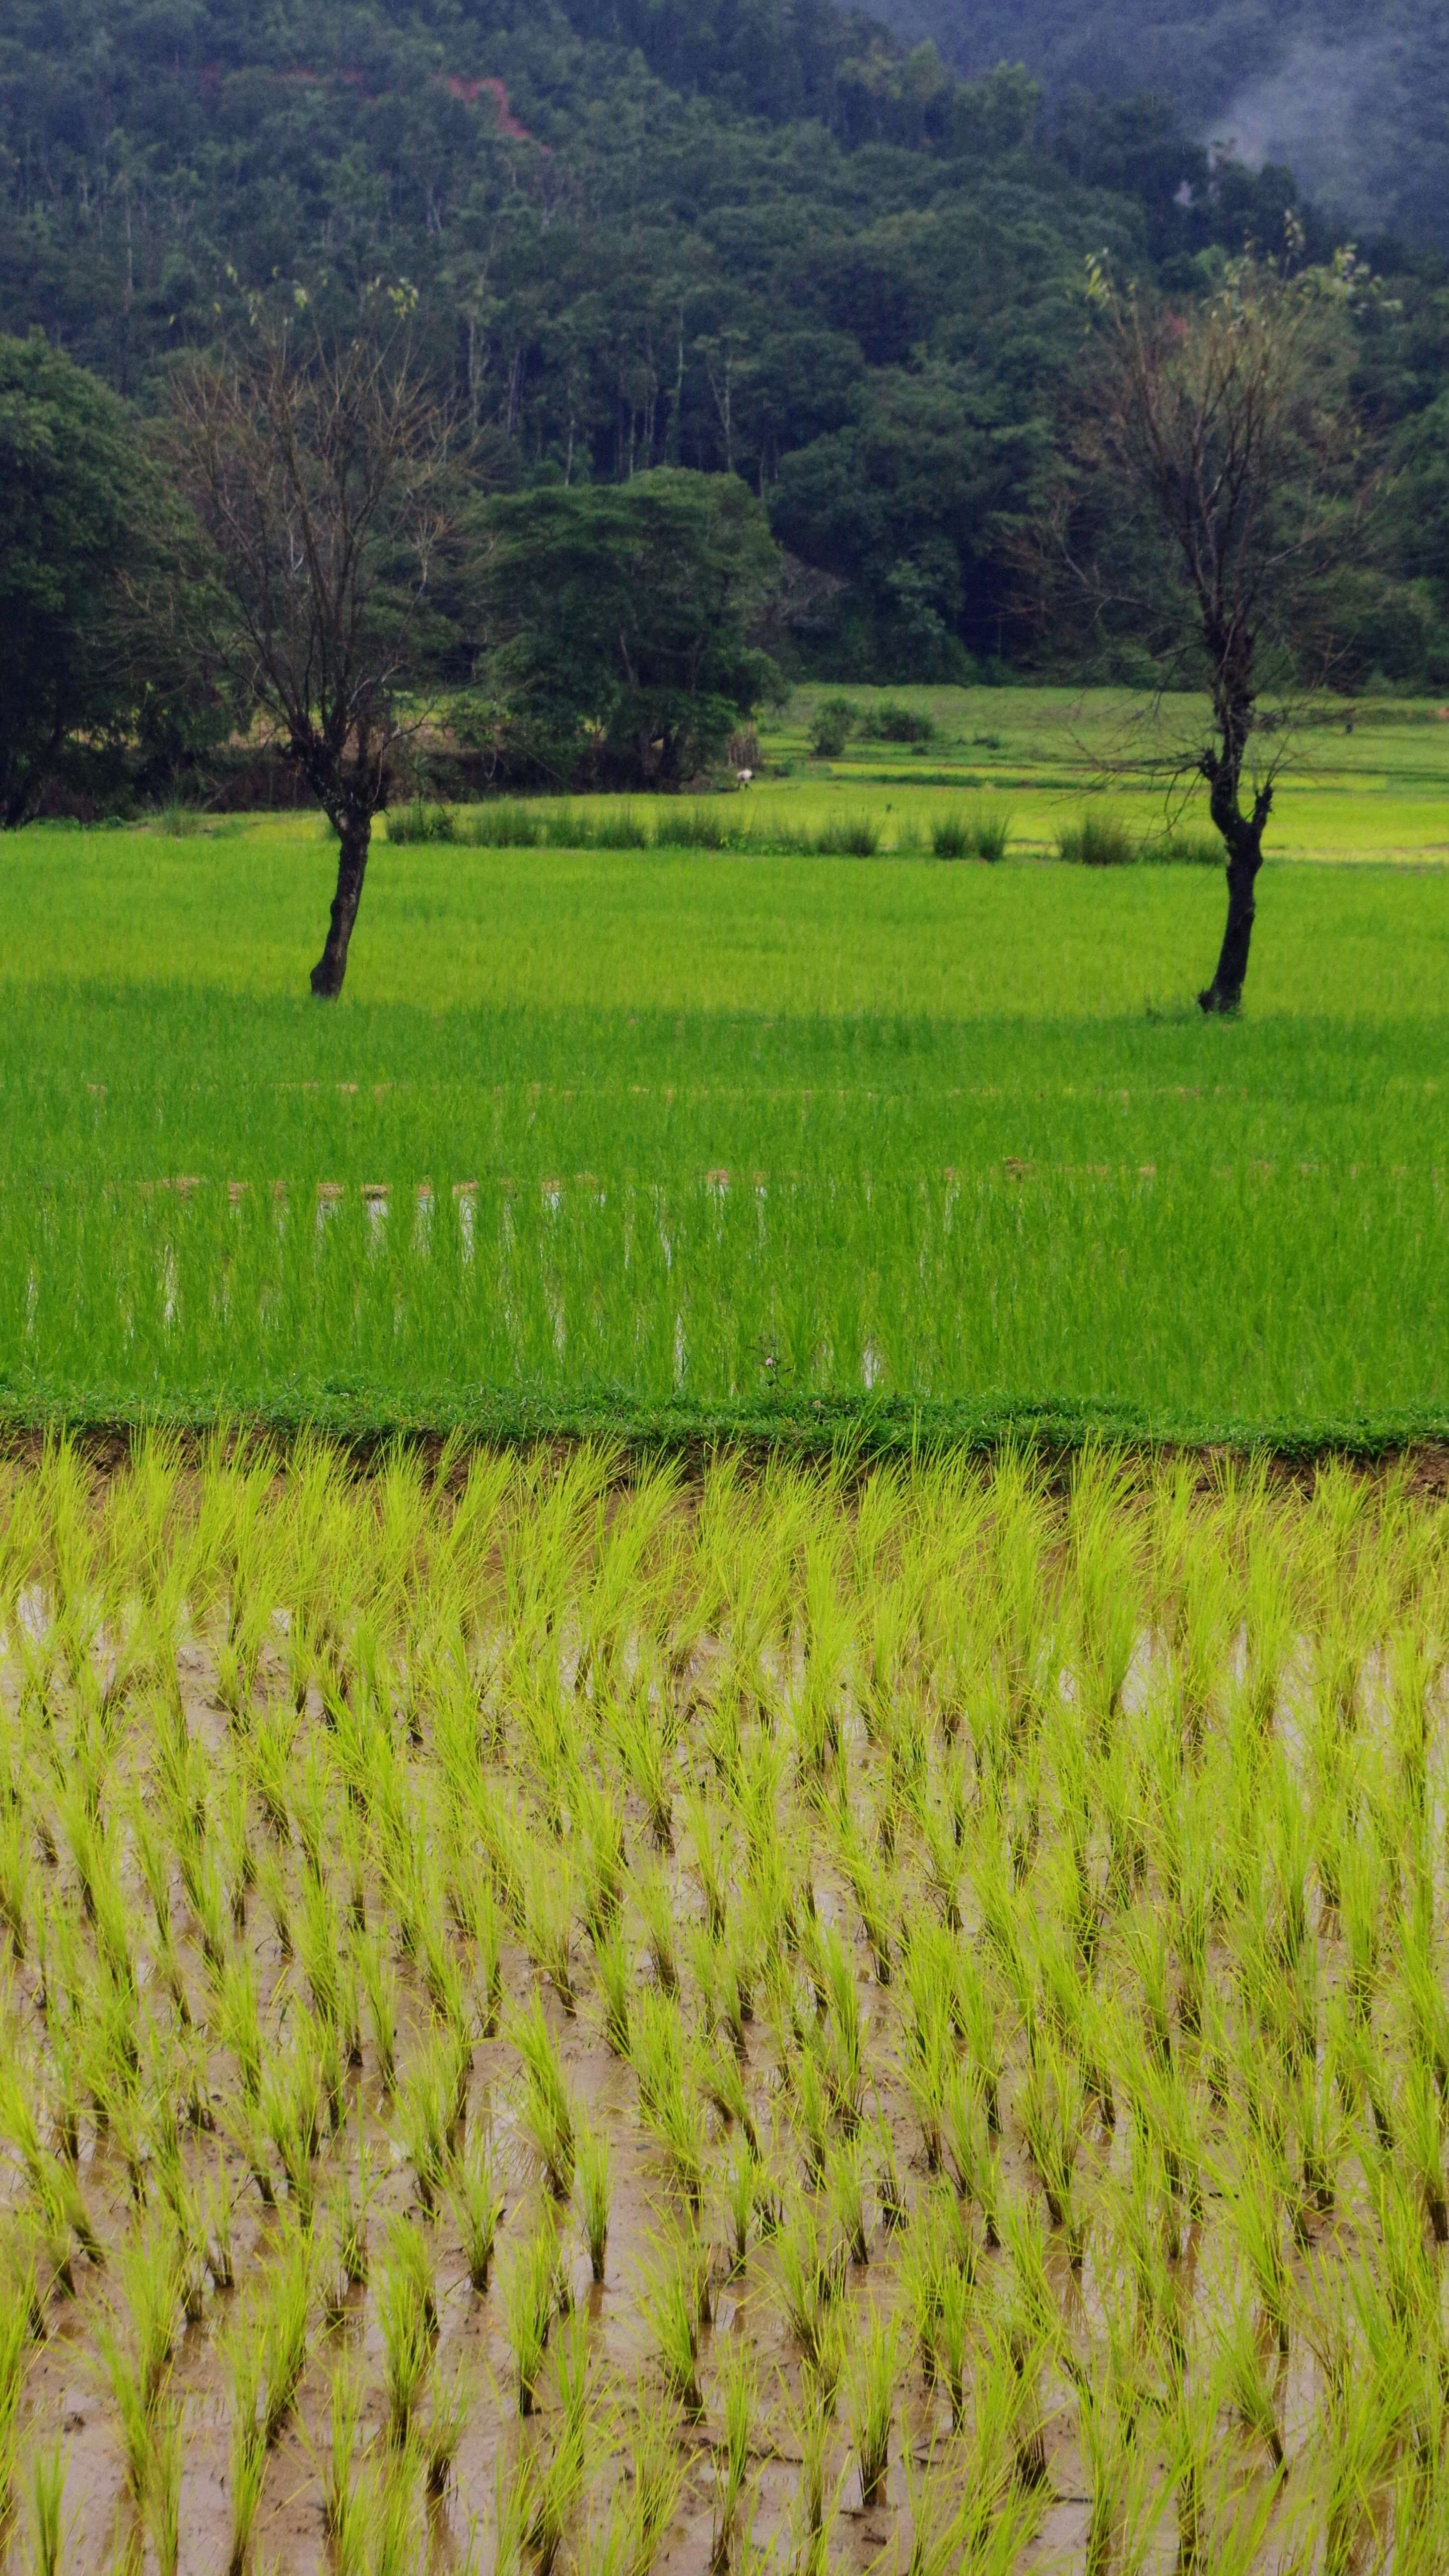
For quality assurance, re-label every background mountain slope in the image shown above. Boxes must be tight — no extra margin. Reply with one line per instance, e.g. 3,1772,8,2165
870,0,1449,242
2,0,1304,677
2,0,1446,686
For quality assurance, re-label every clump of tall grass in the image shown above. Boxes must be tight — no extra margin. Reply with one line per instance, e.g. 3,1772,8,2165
652,804,733,852
709,2336,756,2568
931,805,1011,861
461,800,542,848
1056,810,1138,867
385,801,457,845
386,793,935,863
574,2123,612,2284
148,805,246,840
814,813,882,858
0,2277,38,2526
641,2231,705,2419
583,806,652,852
223,2325,268,2575
421,2357,472,2498
526,2311,594,2570
1140,825,1223,866
500,2212,561,2417
24,2438,68,2576
376,2214,437,2442
450,2117,505,2291
511,1991,578,2197
846,2305,901,2507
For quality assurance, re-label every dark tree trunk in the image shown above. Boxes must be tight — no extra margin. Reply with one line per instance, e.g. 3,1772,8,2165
310,818,370,999
1,743,49,831
1198,852,1261,1015
1198,709,1272,1015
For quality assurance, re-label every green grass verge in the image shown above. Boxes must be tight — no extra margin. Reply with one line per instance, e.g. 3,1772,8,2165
6,1383,1449,1462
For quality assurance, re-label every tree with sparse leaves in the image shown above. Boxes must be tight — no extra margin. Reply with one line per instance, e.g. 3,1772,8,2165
166,321,458,998
1043,247,1366,1012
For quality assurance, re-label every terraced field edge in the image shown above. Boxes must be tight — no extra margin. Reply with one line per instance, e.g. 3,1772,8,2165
4,1383,1449,1464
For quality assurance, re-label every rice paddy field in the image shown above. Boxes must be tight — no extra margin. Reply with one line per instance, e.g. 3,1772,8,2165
2,1436,1449,2575
5,684,1449,1441
4,688,1449,2575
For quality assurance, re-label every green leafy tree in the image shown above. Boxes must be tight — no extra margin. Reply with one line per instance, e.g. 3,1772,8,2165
0,334,200,827
479,470,782,786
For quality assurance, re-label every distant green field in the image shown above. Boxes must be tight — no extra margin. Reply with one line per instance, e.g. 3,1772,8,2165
6,688,1449,1443
374,683,1449,868
768,684,1449,867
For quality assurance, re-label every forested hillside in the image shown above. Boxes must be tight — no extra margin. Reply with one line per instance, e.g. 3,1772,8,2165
0,0,1296,676
2,0,1448,682
873,0,1449,245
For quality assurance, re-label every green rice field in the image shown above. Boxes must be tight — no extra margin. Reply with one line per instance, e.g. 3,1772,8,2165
6,691,1449,2572
2,1439,1449,2574
5,687,1449,1442
769,686,1449,869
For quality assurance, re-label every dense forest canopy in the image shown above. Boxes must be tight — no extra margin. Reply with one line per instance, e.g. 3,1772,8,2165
871,0,1449,246
1,0,1448,685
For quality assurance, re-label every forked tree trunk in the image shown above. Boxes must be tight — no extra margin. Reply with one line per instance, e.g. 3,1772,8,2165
1198,724,1273,1017
311,817,370,999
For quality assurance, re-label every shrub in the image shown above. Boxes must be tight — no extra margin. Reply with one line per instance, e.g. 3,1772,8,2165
931,812,971,860
1056,812,1137,868
809,698,857,760
386,801,456,845
869,701,935,745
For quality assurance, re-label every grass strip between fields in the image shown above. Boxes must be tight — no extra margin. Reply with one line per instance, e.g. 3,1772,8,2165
5,1384,1449,1463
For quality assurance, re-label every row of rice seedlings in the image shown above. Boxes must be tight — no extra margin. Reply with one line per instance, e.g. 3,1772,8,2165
3,1437,1449,2566
11,1151,1439,1424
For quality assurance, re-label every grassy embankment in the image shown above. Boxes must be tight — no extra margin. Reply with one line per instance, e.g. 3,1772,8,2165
7,687,1449,1445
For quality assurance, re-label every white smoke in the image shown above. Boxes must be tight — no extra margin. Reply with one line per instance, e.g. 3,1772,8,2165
1210,37,1398,225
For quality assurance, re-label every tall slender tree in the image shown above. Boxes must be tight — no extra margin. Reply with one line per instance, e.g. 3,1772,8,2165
1045,246,1365,1012
168,321,456,997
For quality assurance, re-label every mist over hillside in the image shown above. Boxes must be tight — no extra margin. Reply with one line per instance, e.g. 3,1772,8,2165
872,1,1449,242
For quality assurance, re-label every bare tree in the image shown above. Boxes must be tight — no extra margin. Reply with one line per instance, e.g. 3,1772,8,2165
168,321,456,996
1044,248,1364,1013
